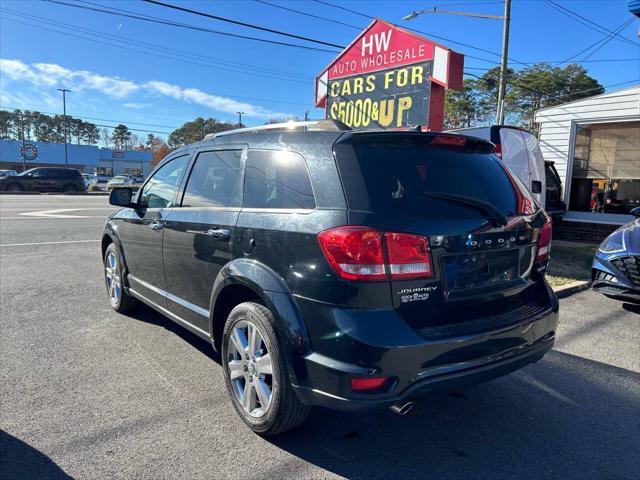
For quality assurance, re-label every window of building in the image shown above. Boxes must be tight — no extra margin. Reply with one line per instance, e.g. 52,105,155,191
182,150,242,208
140,154,189,209
123,167,143,177
96,167,113,177
243,150,315,210
569,121,640,215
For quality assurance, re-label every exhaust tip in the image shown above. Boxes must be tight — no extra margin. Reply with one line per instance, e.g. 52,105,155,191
389,402,414,415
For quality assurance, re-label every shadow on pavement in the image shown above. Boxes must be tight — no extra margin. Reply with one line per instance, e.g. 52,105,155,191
0,430,72,480
126,303,221,364
266,350,640,480
113,304,640,479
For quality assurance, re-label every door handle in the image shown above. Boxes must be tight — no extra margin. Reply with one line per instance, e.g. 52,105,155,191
206,228,230,240
150,219,164,230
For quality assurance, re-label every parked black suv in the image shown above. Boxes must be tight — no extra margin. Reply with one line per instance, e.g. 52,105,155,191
544,160,567,216
102,122,558,435
0,167,86,192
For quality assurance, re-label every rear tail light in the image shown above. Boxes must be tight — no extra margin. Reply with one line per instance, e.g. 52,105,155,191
384,232,432,278
536,220,552,262
317,227,386,281
350,377,389,392
494,143,502,159
318,227,433,281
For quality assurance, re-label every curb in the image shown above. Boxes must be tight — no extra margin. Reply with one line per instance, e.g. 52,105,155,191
552,280,591,299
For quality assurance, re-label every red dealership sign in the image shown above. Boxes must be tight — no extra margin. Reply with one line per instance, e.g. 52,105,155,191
315,19,464,131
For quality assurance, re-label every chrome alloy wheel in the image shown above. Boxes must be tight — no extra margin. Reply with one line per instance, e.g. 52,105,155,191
105,252,122,306
226,320,274,418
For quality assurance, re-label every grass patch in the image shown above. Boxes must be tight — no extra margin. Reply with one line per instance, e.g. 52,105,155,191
546,244,597,288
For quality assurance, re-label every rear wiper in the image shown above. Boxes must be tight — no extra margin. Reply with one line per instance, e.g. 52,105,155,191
423,192,508,227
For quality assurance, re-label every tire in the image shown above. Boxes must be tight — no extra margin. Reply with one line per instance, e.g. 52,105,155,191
62,184,77,192
222,302,310,435
6,183,22,192
103,243,138,313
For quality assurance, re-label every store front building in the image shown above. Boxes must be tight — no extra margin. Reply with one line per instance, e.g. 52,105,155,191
535,86,640,242
0,140,152,180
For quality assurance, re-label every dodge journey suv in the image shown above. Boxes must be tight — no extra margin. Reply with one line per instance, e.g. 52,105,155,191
103,121,558,435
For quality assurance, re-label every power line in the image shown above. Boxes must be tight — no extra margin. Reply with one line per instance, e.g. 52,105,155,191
1,11,314,86
3,7,311,80
252,0,361,30
465,70,638,101
44,0,340,53
141,0,345,48
2,108,174,136
544,0,637,47
1,106,180,130
310,0,638,69
0,15,322,100
558,18,635,64
581,18,636,61
310,0,531,65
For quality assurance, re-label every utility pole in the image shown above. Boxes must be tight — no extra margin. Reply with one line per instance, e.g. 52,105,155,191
236,111,245,127
304,110,310,121
57,88,71,164
20,112,26,173
496,0,511,125
403,3,511,124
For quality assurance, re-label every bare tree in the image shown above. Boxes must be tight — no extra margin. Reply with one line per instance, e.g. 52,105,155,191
99,127,111,148
130,133,141,150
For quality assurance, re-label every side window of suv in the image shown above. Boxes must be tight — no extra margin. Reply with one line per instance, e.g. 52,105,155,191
31,169,47,178
243,150,315,210
182,150,242,208
140,154,190,209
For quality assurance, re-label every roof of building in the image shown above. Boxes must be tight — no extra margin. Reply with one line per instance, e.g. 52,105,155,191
535,85,639,115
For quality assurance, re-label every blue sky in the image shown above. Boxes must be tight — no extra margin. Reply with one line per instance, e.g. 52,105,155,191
0,0,638,139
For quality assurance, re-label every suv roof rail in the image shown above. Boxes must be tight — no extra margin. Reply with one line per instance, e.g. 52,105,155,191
205,119,351,140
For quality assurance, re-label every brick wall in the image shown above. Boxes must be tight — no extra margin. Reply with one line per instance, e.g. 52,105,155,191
552,218,618,244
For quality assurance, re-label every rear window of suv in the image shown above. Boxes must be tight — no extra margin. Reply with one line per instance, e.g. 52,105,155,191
334,133,519,219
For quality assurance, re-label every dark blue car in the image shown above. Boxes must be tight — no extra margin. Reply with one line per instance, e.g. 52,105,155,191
592,207,640,304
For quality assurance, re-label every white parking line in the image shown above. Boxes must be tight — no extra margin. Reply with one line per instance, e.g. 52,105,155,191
19,208,96,219
0,239,100,247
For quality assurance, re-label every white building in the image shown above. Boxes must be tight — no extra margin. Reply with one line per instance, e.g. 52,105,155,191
535,86,640,242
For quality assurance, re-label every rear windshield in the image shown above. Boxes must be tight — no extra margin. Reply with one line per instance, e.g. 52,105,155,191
334,133,518,218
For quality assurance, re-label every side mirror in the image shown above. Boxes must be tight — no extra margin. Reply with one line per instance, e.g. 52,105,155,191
531,180,542,194
109,187,134,208
631,206,640,218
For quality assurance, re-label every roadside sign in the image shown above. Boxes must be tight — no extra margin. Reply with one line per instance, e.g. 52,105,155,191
20,143,38,162
316,19,464,131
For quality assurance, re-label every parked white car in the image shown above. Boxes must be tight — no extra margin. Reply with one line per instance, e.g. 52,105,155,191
448,125,554,211
82,173,98,189
106,175,135,190
0,169,18,177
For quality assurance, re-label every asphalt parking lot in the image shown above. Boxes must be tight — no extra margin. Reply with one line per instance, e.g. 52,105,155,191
1,194,639,479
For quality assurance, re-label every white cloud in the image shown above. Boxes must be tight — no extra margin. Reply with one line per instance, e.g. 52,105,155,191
1,59,138,98
123,102,152,109
143,81,288,118
1,58,291,119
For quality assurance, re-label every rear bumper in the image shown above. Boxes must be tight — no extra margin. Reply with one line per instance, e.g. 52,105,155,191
294,332,554,411
291,287,559,412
